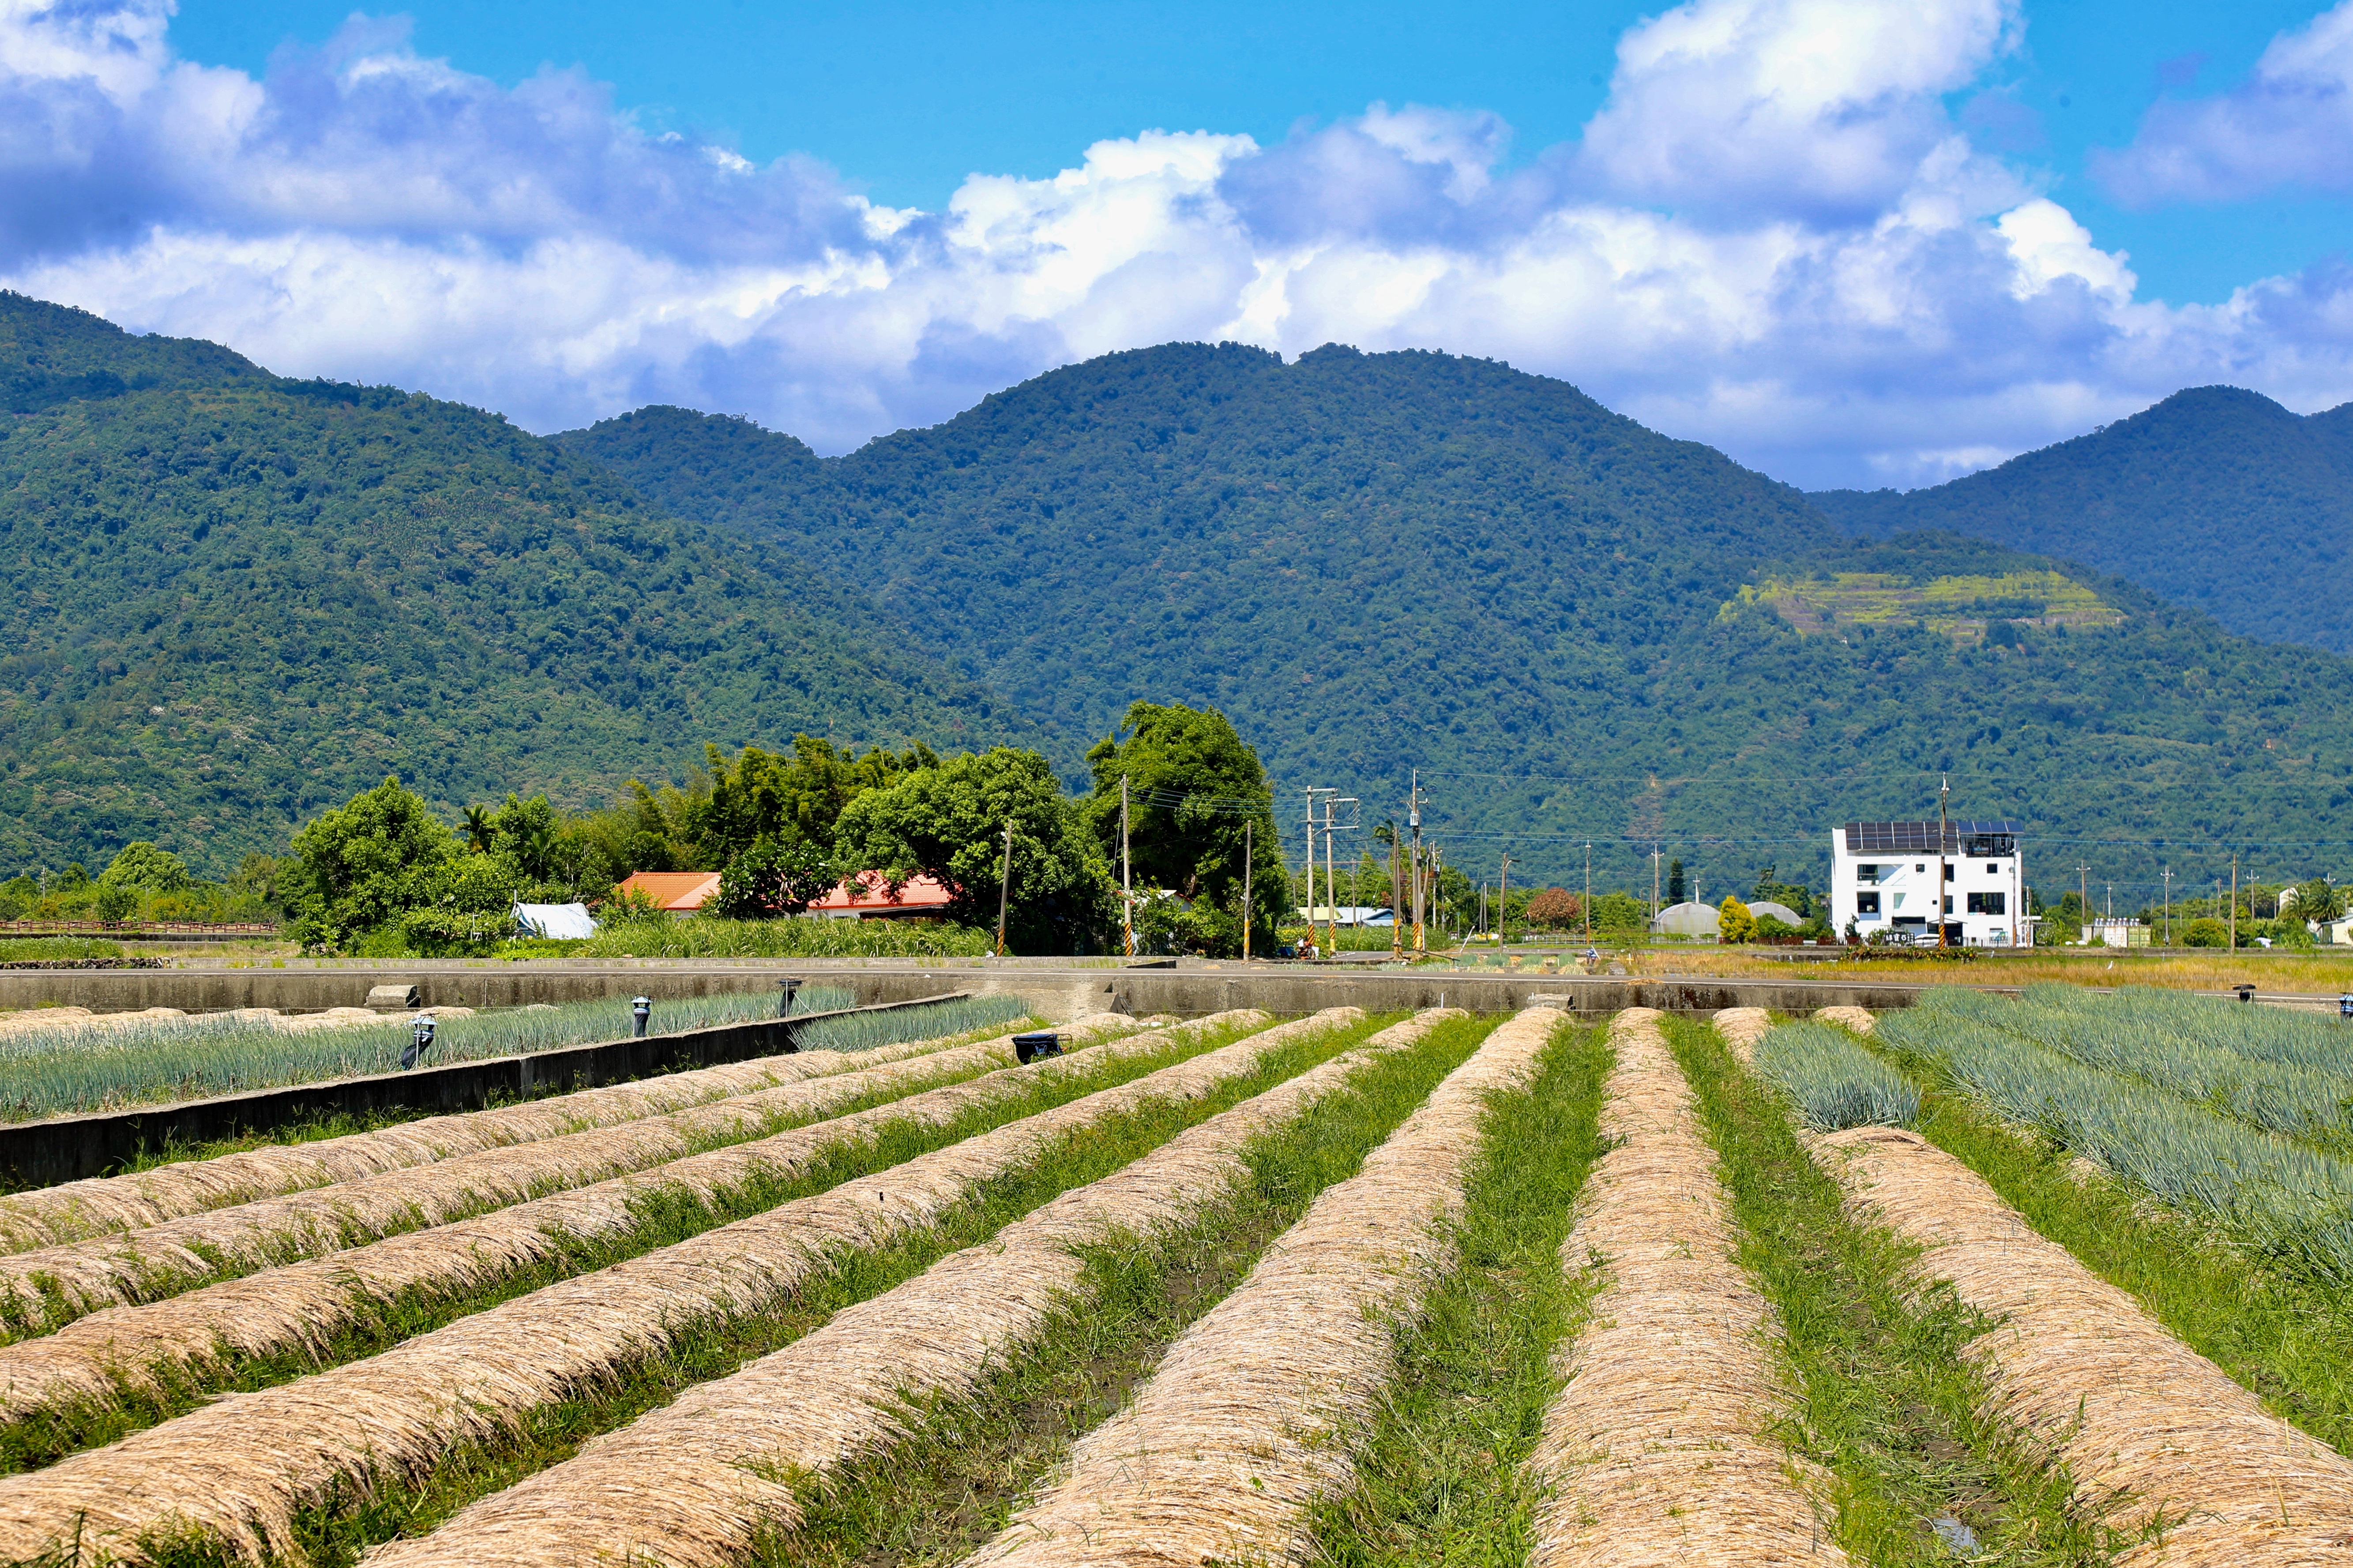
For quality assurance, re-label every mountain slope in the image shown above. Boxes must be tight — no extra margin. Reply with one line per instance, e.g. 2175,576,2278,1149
0,296,1030,875
562,347,2353,892
1812,386,2353,654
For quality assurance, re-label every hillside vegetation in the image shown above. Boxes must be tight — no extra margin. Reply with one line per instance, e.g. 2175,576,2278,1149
1813,386,2353,654
0,296,1029,875
562,349,2353,889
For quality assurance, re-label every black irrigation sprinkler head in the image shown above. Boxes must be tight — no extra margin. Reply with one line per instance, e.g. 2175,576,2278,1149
632,995,653,1038
1013,1031,1062,1065
2234,984,2257,1003
401,1013,436,1070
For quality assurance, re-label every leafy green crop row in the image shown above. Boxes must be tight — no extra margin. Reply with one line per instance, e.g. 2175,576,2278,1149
1879,990,2353,1285
0,987,1034,1123
1750,1020,1920,1132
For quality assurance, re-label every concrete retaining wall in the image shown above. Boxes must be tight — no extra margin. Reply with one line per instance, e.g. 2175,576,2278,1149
0,991,969,1187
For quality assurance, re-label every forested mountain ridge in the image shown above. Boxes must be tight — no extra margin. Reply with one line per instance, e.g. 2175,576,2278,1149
564,346,2353,891
1812,386,2353,655
0,295,1033,875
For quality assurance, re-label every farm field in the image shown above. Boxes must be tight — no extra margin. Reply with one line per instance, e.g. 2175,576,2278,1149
0,987,1039,1125
0,994,2350,1564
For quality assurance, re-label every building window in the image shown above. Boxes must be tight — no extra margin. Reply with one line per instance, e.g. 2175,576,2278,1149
1943,863,1955,882
1968,892,2007,915
1855,892,1880,915
1915,863,1926,873
1856,864,1881,885
1943,896,1954,914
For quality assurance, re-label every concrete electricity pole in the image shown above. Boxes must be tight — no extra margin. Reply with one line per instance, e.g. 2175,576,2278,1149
2161,865,2172,946
1242,819,1253,961
995,820,1014,958
1584,840,1594,944
2231,853,2240,953
1499,852,1514,949
1937,776,1951,951
1120,775,1133,959
1408,772,1425,954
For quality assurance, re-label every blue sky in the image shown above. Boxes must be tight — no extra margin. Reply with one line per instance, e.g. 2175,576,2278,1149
174,0,2343,306
7,0,2353,487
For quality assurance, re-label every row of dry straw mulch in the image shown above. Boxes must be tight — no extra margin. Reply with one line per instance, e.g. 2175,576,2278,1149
1528,1007,1849,1567
0,1009,1353,1566
1795,1009,2353,1565
1710,1004,1874,1068
0,1017,1128,1325
366,1007,1479,1568
0,1015,1145,1425
0,1027,975,1255
951,1006,1563,1568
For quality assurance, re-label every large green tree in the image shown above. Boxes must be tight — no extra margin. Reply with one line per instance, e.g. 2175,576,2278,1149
286,776,465,950
834,747,1114,953
1084,701,1286,954
683,736,937,868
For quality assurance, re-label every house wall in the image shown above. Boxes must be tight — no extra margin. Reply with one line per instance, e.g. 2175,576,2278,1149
1829,829,2024,946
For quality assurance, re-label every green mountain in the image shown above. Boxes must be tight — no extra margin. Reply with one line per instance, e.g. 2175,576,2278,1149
560,347,2353,895
0,295,1029,876
1812,386,2353,655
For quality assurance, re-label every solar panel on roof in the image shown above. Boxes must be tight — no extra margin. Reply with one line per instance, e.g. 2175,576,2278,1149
1842,821,2018,853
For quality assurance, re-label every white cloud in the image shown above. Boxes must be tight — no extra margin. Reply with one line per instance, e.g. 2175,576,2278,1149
2,0,2350,488
2095,0,2353,203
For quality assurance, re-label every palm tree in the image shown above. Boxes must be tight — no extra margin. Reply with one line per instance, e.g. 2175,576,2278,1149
461,805,494,854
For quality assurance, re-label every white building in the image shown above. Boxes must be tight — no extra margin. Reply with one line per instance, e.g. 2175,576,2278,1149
1831,820,2025,947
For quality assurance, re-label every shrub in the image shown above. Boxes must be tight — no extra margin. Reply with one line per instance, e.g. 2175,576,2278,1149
710,835,837,919
1718,894,1756,944
2182,917,2229,948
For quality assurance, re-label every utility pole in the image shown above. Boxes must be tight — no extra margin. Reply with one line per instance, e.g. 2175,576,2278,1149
1242,819,1253,961
1120,775,1133,960
1390,824,1403,960
1408,772,1425,954
1499,853,1514,949
1301,789,1320,957
2077,863,2090,944
1937,776,1951,952
995,820,1014,958
2231,853,2240,953
2105,882,2113,921
2162,865,2173,946
1585,840,1594,945
1651,845,1662,925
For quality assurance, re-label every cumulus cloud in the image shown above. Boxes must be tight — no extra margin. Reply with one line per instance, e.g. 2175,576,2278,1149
3,0,2352,487
2095,0,2353,204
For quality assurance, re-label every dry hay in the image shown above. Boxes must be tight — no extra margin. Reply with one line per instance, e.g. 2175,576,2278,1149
1811,1006,1876,1035
0,1024,974,1255
0,1017,1133,1324
0,1015,1150,1424
363,1008,1480,1568
1813,1124,2353,1566
1711,1006,1773,1064
0,1008,1354,1565
948,1007,1563,1568
1528,1008,1847,1568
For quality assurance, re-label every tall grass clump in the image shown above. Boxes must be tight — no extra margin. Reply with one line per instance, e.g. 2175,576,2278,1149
1751,1021,1920,1132
0,987,1003,1123
582,916,990,960
1881,990,2353,1286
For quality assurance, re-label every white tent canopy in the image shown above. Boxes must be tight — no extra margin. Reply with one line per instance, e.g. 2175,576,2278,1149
514,902,598,940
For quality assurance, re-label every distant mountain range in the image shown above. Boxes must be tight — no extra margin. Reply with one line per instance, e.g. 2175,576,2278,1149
0,294,1028,874
1812,386,2353,655
5,289,2349,896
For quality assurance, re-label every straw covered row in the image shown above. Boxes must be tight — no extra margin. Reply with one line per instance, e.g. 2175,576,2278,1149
1814,1122,2353,1565
1528,1008,1848,1567
367,1008,1475,1568
1712,1006,1772,1064
0,1027,980,1256
950,1006,1560,1568
0,1017,1131,1325
1812,1005,1876,1035
0,1016,1165,1425
0,1008,1356,1565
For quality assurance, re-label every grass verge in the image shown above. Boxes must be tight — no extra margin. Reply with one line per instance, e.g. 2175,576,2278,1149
1866,1029,2353,1457
743,1012,1505,1568
0,1017,1223,1471
129,1013,1402,1567
1668,1016,2127,1567
1298,1016,1609,1565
